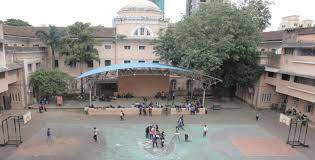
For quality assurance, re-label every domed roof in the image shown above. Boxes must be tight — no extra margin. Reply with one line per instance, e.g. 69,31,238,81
119,0,161,13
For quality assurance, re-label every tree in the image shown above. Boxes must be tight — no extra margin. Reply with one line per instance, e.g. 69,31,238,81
30,69,70,98
36,25,63,69
4,18,31,26
60,22,99,94
154,0,271,97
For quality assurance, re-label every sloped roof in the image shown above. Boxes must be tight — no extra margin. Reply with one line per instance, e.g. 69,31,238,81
261,31,284,41
119,0,161,13
3,25,116,38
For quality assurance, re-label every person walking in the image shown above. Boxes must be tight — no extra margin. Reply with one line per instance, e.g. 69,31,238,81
160,131,165,148
256,113,259,122
174,126,181,142
203,125,208,137
120,110,125,121
145,126,150,139
93,127,99,142
149,106,153,116
152,134,158,148
47,128,52,143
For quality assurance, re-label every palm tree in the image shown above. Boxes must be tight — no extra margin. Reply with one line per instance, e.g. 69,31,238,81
36,25,63,69
60,22,99,95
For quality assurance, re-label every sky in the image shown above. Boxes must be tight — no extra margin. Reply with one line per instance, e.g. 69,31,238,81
0,0,314,31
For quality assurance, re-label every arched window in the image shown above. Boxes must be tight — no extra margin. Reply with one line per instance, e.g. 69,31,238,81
133,27,152,37
171,79,177,91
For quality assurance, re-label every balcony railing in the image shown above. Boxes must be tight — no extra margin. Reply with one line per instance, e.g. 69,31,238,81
5,46,47,54
261,52,281,68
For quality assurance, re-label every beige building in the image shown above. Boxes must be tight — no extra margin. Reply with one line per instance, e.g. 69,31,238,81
236,27,315,122
279,15,314,30
0,0,199,109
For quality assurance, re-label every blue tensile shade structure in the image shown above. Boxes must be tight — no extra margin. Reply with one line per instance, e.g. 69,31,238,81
77,63,222,107
77,63,193,79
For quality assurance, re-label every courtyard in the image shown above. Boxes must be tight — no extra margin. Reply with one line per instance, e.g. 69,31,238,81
0,100,313,160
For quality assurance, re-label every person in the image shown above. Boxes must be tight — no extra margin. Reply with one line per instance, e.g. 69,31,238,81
149,126,155,140
93,127,99,142
156,124,159,132
256,113,259,122
120,110,125,121
172,91,176,100
185,134,189,142
149,106,153,116
145,126,150,139
203,125,208,137
143,108,147,116
160,131,165,147
139,106,142,116
174,126,180,142
47,128,52,143
152,134,158,148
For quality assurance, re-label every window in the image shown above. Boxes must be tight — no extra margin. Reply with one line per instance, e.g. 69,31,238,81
261,49,265,52
281,74,290,81
261,93,272,102
33,44,39,47
105,60,111,66
294,76,315,87
104,45,111,49
87,60,94,68
140,28,145,35
124,60,131,64
0,43,3,51
284,48,294,55
299,49,315,56
139,46,145,50
138,60,145,63
200,0,206,2
55,60,59,68
0,72,5,79
267,72,275,78
36,63,41,70
134,27,152,37
124,45,131,50
8,70,16,76
28,64,32,72
153,61,160,63
69,61,77,68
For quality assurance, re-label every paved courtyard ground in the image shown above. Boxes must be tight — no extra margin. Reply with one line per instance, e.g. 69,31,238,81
0,100,314,160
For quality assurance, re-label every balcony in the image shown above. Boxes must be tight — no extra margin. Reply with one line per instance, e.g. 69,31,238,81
260,52,281,68
5,46,47,54
276,81,315,103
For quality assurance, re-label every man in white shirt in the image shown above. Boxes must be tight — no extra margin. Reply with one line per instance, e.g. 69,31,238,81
203,125,208,137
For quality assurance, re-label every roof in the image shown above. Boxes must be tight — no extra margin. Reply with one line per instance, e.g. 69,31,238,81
119,0,161,13
261,31,284,41
3,25,116,38
77,63,192,79
0,63,24,72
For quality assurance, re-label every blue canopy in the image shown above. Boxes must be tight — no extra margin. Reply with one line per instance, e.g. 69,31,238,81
77,63,193,79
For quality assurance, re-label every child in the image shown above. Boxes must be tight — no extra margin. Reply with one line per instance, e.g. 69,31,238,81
93,127,99,142
203,125,208,137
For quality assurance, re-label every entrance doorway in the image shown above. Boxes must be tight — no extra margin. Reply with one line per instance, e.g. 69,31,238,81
96,83,118,97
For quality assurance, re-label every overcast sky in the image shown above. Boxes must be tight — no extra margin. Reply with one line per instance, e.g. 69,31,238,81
0,0,314,31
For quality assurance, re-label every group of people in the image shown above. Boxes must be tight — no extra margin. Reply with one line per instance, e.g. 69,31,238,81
145,125,166,148
174,99,203,115
38,98,48,113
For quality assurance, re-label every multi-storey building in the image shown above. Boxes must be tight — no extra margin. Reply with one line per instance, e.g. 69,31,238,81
0,0,199,109
0,23,29,111
186,0,229,16
236,27,315,122
279,15,314,30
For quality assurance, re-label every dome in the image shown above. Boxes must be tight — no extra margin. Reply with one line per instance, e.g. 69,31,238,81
119,0,161,13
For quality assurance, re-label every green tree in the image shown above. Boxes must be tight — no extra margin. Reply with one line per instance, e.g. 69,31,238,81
30,69,71,98
60,22,99,94
4,18,31,26
36,25,63,69
154,0,270,97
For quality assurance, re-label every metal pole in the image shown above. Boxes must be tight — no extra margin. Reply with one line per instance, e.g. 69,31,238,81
14,118,17,146
2,120,5,144
292,122,298,145
287,120,292,144
89,90,92,107
303,121,309,145
202,89,206,107
6,119,9,141
297,121,303,142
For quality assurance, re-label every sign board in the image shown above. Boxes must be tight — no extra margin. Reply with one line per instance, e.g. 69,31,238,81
279,113,291,126
23,111,32,124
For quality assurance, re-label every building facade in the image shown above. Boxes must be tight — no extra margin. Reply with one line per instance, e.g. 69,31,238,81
236,27,315,122
279,15,314,30
0,0,199,109
186,0,229,16
148,0,165,12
